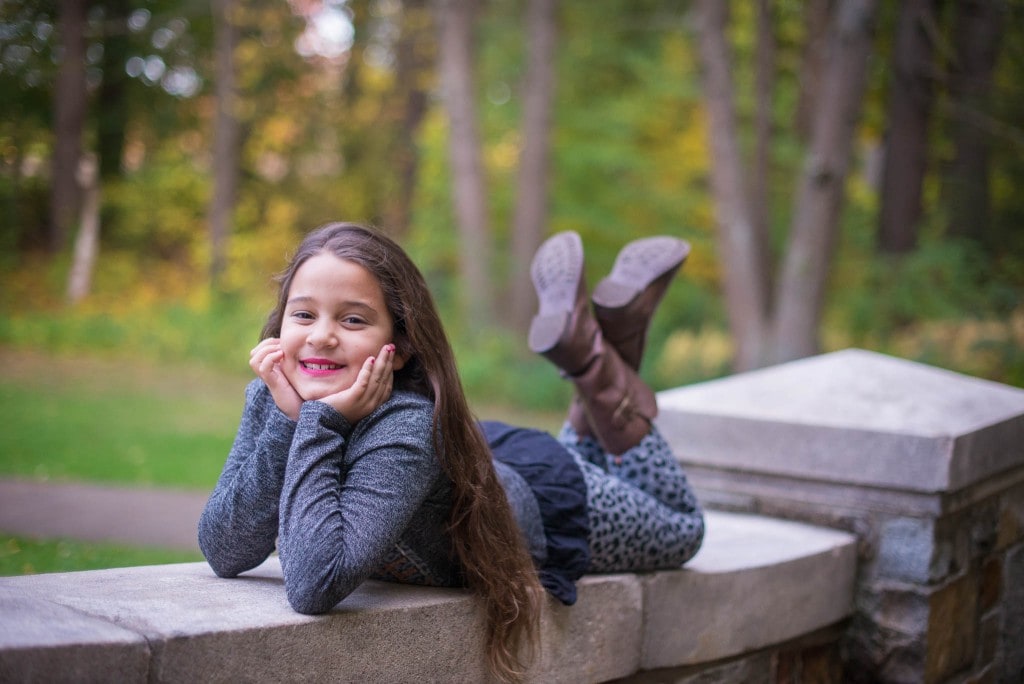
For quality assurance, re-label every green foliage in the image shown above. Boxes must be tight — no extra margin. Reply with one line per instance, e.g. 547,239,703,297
835,240,991,342
0,297,263,372
0,536,202,577
454,328,572,418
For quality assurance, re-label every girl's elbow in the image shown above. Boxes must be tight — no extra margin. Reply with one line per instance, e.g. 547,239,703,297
281,558,359,615
285,582,335,615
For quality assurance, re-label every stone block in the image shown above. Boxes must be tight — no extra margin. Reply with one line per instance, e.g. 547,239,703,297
656,349,1024,495
0,587,149,683
925,572,977,683
996,481,1024,551
875,517,935,584
0,559,644,683
532,574,643,682
1002,543,1024,683
869,584,929,638
979,556,1001,612
639,512,856,670
799,642,844,684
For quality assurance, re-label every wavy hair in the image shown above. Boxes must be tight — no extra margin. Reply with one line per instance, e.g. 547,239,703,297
263,222,543,680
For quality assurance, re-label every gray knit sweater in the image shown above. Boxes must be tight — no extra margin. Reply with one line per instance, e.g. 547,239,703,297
199,381,465,613
198,381,546,614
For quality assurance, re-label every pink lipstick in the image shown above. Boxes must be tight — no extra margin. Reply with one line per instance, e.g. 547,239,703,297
299,358,344,377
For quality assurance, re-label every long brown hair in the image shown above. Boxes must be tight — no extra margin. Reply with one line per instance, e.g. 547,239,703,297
264,222,543,680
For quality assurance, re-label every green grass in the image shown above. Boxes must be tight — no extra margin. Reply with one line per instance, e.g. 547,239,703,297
0,349,247,488
0,349,245,575
0,535,202,577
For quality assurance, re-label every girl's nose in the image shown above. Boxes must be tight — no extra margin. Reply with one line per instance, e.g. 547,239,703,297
308,320,338,347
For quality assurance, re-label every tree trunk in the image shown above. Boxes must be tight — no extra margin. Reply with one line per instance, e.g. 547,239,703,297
437,0,493,324
384,0,432,238
752,0,776,314
943,0,1005,249
510,0,557,332
97,0,132,182
771,0,878,363
877,0,940,254
209,0,242,290
67,156,100,304
795,0,832,140
48,0,90,253
695,0,771,371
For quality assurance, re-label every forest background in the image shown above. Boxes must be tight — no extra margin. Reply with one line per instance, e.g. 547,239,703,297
2,0,1023,468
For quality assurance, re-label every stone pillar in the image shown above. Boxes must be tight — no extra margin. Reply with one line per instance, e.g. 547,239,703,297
656,349,1024,684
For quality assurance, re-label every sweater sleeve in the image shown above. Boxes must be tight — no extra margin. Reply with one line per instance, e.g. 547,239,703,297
276,392,442,615
198,381,296,577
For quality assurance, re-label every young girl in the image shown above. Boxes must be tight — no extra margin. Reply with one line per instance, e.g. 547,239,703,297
198,223,703,682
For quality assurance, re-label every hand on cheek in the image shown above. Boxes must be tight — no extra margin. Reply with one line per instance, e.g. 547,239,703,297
250,338,303,421
320,343,396,424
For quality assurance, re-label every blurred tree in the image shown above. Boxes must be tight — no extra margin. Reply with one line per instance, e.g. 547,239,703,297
943,0,1006,250
508,0,556,332
697,0,879,369
436,0,493,325
208,0,240,288
382,0,432,238
96,0,132,182
48,0,90,253
795,0,830,140
696,0,770,371
66,154,100,303
877,0,940,254
1,2,61,253
751,0,775,306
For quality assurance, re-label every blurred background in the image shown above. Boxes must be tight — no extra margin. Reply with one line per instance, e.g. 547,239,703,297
1,0,1023,570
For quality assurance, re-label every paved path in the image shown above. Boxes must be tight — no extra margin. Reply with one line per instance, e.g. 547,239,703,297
0,479,209,551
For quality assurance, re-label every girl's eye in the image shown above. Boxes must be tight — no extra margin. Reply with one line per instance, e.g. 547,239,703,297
290,311,314,320
342,316,366,326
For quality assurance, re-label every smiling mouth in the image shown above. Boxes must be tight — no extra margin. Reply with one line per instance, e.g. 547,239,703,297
301,361,343,371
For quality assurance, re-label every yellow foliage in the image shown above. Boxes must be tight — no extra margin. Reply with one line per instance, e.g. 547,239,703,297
261,115,302,151
488,131,520,172
655,327,734,383
225,198,302,296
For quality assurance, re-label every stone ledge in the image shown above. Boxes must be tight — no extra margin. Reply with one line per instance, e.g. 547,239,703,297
0,511,855,683
657,349,1024,494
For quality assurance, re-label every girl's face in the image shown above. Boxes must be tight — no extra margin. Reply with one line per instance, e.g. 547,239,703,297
279,252,404,402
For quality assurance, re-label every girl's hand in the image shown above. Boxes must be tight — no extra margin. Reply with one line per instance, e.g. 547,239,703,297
250,338,303,420
320,343,396,424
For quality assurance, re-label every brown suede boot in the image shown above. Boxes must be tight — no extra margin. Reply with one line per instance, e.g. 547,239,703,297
528,231,596,439
592,236,690,371
529,231,657,455
567,331,658,457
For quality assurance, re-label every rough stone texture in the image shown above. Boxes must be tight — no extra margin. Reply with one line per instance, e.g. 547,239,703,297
875,516,935,584
925,572,978,682
640,513,855,670
0,511,856,683
618,626,845,684
655,349,1024,684
657,349,1024,493
1003,543,1024,683
0,588,150,684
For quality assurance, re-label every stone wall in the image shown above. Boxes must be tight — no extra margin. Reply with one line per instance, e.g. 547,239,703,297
657,349,1024,684
0,512,856,683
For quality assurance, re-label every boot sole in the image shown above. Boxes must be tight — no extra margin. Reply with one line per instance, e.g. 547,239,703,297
528,231,584,354
592,236,690,309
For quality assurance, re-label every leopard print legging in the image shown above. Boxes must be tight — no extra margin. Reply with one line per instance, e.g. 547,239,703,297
559,424,704,573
